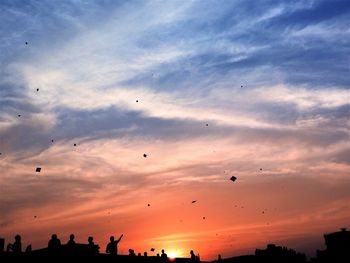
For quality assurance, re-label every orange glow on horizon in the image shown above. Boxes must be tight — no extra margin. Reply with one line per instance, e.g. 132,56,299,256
168,251,177,259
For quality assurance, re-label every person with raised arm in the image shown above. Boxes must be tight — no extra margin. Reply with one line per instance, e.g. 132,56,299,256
106,234,123,255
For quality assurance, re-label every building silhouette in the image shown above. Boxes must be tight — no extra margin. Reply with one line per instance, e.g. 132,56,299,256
255,244,306,263
314,228,350,263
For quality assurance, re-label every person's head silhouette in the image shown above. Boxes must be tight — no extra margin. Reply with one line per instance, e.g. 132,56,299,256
69,234,75,241
52,234,57,240
15,235,21,242
25,245,32,252
110,236,114,242
88,236,93,243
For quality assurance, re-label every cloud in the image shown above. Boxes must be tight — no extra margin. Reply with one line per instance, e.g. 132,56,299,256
0,0,350,259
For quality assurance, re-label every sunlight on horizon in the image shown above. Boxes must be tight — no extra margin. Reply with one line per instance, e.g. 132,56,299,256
168,251,177,259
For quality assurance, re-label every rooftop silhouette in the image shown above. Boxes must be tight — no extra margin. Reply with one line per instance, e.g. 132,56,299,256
1,228,349,262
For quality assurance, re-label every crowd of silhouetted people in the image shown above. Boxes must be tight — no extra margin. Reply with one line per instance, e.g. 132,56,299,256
5,233,100,256
1,233,201,262
2,228,350,263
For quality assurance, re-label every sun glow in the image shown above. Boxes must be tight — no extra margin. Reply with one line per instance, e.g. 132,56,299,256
168,251,177,259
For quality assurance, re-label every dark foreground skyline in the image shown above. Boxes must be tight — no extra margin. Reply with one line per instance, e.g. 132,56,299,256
1,227,350,262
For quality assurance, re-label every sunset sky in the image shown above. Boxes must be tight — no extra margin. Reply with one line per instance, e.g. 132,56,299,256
0,0,349,260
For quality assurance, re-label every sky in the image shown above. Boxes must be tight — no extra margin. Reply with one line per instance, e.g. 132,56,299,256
0,0,349,260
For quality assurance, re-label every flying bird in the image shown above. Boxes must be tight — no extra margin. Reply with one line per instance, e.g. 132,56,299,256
36,167,41,173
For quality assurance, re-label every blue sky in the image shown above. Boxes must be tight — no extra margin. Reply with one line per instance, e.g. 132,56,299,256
0,0,350,259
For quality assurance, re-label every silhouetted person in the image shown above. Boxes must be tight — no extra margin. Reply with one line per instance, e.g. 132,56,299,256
48,234,61,255
14,234,22,253
128,248,136,256
67,234,76,246
190,250,196,261
190,250,197,261
67,234,76,255
161,249,168,262
25,245,32,253
144,251,148,257
87,236,99,255
218,254,222,262
7,235,22,253
106,234,123,255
